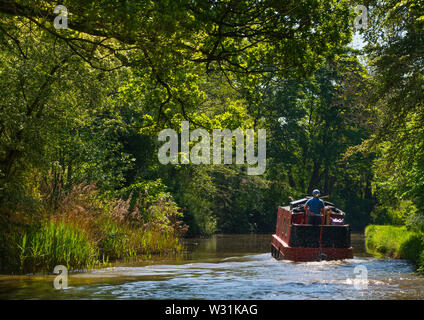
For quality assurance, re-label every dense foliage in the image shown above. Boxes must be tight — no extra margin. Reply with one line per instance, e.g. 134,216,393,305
361,0,424,230
0,1,422,272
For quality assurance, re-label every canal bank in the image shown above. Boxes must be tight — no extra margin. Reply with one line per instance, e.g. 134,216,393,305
365,225,424,273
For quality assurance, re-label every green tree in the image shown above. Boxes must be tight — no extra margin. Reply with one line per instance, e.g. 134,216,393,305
258,52,374,229
361,0,424,227
0,0,354,127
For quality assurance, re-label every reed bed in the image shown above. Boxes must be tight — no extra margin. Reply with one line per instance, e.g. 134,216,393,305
10,183,187,274
17,220,99,273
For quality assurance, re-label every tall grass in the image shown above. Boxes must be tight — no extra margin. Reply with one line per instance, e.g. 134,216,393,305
365,225,424,272
17,220,99,273
10,183,187,273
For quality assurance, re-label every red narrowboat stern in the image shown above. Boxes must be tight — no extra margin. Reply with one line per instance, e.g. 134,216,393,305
271,200,353,262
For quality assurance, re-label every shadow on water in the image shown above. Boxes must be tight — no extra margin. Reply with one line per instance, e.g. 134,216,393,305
0,234,423,299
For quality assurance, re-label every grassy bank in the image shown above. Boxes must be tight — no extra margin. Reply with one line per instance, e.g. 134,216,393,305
365,225,424,272
13,219,183,274
0,183,187,274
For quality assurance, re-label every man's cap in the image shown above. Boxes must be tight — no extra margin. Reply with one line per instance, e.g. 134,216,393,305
312,189,320,196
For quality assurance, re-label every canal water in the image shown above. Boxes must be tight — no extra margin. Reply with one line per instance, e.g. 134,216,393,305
0,234,423,299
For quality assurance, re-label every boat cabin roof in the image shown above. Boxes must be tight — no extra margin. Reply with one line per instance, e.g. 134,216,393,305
289,198,335,210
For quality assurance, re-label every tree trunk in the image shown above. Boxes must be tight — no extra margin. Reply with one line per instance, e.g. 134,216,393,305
307,161,321,195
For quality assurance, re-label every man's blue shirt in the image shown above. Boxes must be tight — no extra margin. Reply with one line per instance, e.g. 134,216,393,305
306,197,325,215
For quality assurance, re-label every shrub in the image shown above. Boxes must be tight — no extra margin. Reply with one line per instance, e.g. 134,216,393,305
406,212,424,233
370,200,416,226
418,251,424,273
399,233,424,263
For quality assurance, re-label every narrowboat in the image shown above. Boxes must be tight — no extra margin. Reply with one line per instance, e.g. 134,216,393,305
271,198,353,262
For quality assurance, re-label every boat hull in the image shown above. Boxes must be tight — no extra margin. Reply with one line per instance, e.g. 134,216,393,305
271,234,353,262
